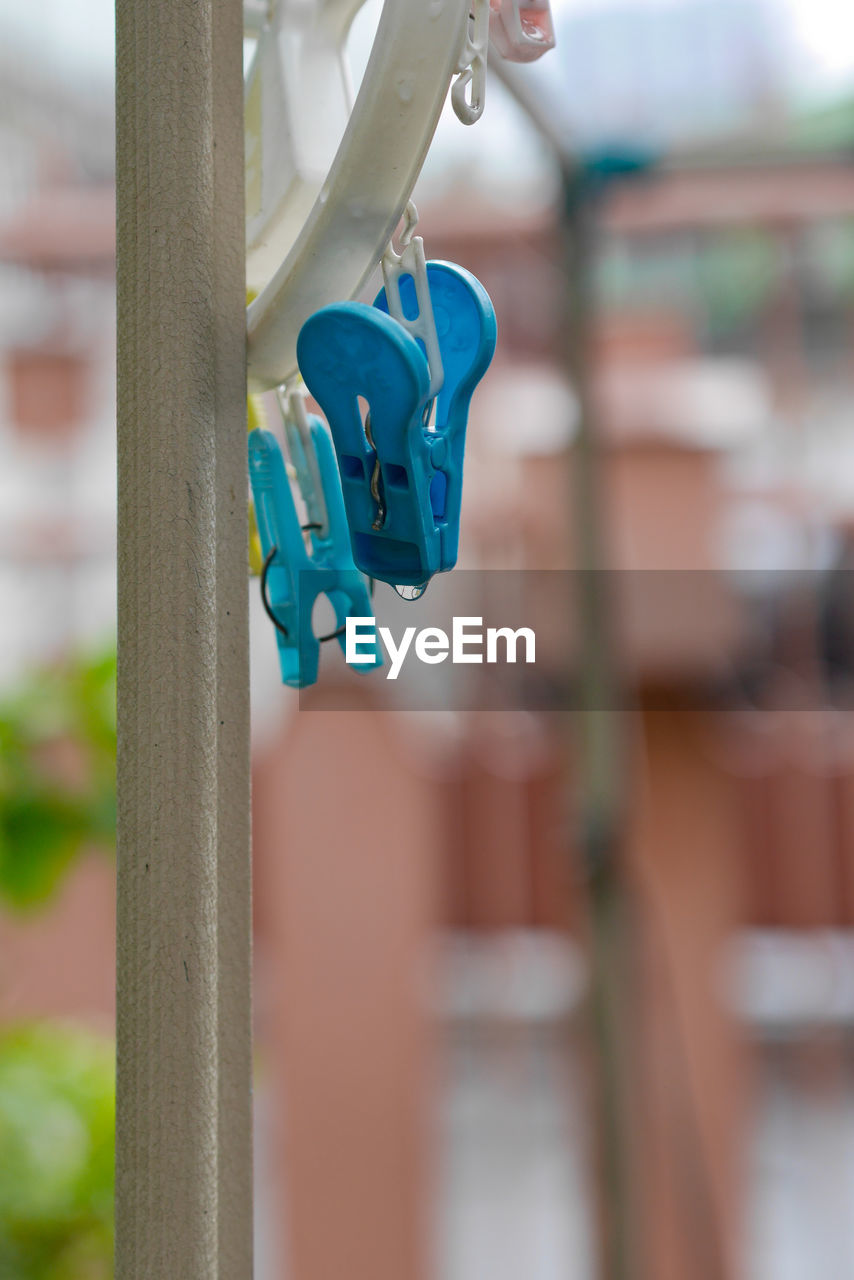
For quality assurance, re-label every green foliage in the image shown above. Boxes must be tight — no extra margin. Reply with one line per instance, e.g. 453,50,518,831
0,647,116,910
0,1024,114,1280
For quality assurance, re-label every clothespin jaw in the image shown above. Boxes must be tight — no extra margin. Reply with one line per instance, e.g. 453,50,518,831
297,303,440,586
248,427,310,685
374,260,497,572
248,425,381,688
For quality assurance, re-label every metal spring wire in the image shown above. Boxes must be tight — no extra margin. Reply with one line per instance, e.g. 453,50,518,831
260,542,374,645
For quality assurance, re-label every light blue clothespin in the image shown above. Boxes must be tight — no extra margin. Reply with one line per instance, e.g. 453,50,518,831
296,261,496,589
248,395,382,688
374,261,496,575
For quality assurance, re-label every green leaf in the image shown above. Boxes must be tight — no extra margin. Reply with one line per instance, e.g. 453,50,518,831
0,645,116,911
0,1024,114,1280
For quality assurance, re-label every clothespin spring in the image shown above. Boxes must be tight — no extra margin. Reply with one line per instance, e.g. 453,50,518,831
363,411,387,531
260,545,374,644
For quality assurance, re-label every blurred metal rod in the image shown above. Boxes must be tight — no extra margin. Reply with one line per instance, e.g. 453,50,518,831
562,168,635,1280
492,57,854,176
492,49,636,1280
488,56,577,170
115,0,253,1275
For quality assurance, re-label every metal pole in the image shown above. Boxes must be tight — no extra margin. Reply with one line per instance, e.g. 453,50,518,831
492,58,635,1279
561,170,634,1280
115,0,252,1275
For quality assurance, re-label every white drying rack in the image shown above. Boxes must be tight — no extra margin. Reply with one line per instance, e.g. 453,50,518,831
244,0,470,390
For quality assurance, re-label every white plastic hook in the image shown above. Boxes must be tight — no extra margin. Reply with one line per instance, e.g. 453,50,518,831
381,202,445,403
452,0,491,125
277,382,329,539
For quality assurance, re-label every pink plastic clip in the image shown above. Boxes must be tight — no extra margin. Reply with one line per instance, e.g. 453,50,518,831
489,0,555,63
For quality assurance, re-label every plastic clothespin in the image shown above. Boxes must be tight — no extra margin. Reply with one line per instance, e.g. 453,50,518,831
374,262,496,577
248,413,381,688
296,261,497,589
489,0,555,63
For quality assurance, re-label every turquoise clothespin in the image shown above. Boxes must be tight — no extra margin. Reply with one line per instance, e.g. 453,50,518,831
248,414,382,688
296,261,496,589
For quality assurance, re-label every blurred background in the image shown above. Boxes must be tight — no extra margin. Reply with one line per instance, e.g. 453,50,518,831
4,0,854,1276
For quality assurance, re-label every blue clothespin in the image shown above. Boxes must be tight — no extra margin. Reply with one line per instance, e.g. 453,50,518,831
296,261,496,588
375,262,497,574
248,412,381,688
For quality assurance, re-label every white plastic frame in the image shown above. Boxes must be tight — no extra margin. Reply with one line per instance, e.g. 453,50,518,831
246,0,470,390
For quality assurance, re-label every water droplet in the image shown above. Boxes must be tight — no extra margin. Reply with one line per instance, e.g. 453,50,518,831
394,582,428,601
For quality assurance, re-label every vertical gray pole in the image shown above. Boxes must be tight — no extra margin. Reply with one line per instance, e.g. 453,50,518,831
115,0,252,1276
561,172,634,1280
